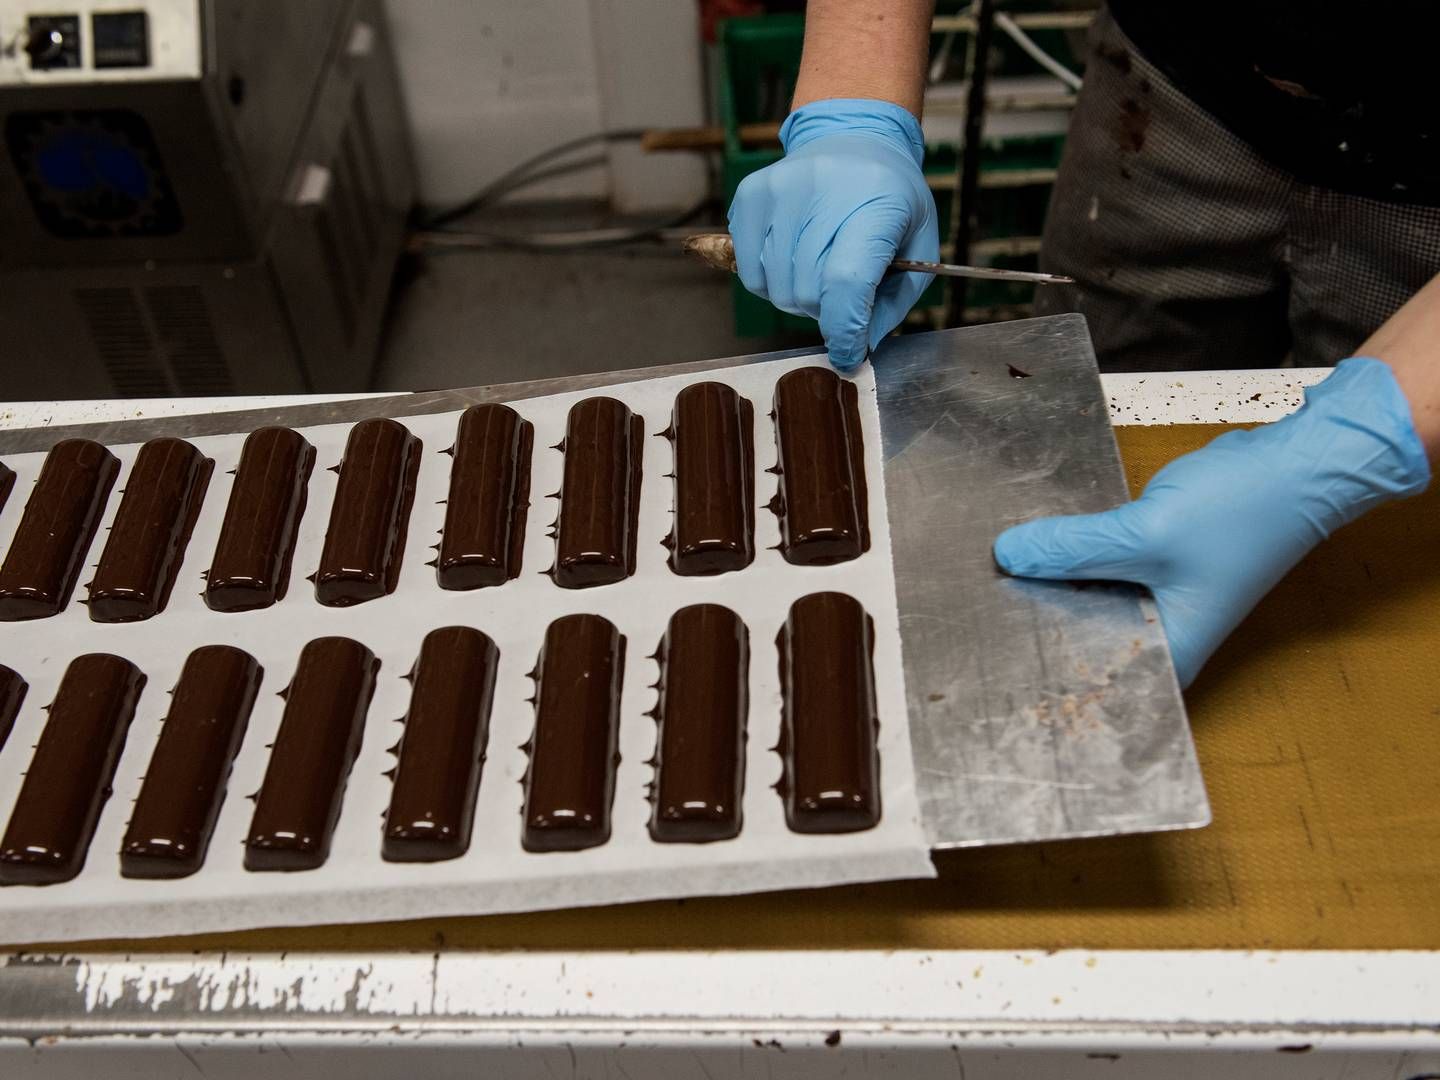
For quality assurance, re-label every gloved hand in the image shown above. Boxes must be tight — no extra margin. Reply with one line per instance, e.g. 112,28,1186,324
994,359,1431,687
727,98,940,371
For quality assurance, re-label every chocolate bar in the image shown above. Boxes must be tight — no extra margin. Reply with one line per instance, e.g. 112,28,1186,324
205,427,315,612
120,646,262,879
552,398,643,588
245,637,378,871
89,437,213,622
522,614,624,851
383,626,499,862
0,654,146,884
315,419,422,606
776,592,881,833
0,664,26,755
0,440,120,620
770,367,870,565
649,604,748,842
437,404,532,589
663,383,755,576
0,461,13,516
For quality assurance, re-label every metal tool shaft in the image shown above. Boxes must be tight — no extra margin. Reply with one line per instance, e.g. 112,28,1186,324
681,233,1073,286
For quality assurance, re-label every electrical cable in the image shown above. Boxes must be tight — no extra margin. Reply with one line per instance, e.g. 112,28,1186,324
410,197,717,254
994,11,1083,91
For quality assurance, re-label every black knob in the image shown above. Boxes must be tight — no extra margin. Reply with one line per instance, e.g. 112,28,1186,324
25,27,63,63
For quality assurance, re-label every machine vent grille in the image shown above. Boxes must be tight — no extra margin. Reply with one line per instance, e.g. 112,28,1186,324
73,285,232,397
144,286,233,395
74,287,170,396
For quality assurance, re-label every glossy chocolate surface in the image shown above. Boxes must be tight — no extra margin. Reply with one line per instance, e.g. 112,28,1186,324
776,592,881,833
770,367,870,565
438,404,532,590
649,604,748,843
121,646,262,879
522,614,624,851
0,461,13,516
0,664,26,755
0,654,146,884
383,626,499,862
0,440,119,620
316,418,422,606
205,427,315,612
89,438,213,622
664,383,755,576
553,397,643,589
245,637,378,871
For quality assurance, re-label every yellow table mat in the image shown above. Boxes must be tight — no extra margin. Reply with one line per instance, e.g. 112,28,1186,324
55,425,1440,953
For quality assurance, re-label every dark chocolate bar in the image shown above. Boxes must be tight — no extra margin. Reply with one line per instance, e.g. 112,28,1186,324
315,418,422,606
649,604,748,843
0,654,146,884
437,404,532,590
663,383,755,576
776,592,881,833
552,397,643,589
89,438,213,623
770,367,870,565
0,664,26,755
383,626,499,862
522,613,624,851
0,461,13,516
0,440,120,620
120,646,262,879
245,637,378,871
205,427,315,612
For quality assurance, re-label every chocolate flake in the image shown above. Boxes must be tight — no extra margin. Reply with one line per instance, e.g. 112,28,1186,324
522,614,624,851
121,646,262,879
0,440,120,620
776,592,881,833
664,383,755,576
315,419,422,606
770,368,870,565
0,654,146,884
437,405,532,589
383,626,499,862
89,438,213,622
649,604,748,843
245,637,379,871
205,428,315,612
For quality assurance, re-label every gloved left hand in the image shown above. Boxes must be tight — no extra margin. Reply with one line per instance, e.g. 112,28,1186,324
993,358,1430,687
727,98,940,371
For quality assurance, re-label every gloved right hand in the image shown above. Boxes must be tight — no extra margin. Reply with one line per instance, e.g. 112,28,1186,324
727,98,939,371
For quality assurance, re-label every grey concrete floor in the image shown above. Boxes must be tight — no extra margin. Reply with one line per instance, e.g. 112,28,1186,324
374,235,814,392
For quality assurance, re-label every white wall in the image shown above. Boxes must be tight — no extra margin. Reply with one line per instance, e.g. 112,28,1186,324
384,0,706,213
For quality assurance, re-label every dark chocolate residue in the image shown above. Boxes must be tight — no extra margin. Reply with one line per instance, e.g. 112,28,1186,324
776,592,881,834
315,418,422,607
522,614,624,851
649,604,748,843
384,626,499,862
245,637,379,871
437,404,533,590
0,654,146,885
552,398,643,589
664,383,755,576
770,367,870,566
0,440,120,621
205,427,315,613
89,437,213,623
120,645,262,879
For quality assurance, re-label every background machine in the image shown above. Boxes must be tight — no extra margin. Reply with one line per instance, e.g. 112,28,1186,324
0,0,414,397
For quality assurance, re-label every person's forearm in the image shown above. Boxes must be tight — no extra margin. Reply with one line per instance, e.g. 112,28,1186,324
791,0,936,117
1360,271,1440,459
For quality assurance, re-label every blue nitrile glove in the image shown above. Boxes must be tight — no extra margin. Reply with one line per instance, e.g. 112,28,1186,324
727,98,940,371
994,359,1431,688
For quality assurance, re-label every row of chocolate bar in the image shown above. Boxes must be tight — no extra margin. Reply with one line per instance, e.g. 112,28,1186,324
0,592,881,885
0,368,869,622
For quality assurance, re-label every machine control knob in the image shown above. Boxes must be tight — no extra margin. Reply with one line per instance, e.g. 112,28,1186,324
25,27,64,63
23,17,78,69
